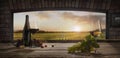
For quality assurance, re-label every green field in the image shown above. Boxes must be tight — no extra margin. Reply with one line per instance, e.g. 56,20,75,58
14,32,106,40
14,32,91,40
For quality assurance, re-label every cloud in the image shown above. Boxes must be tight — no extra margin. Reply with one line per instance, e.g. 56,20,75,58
61,12,105,22
61,12,87,21
35,12,50,20
61,12,106,29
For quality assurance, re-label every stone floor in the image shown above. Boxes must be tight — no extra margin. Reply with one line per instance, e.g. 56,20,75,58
0,42,120,58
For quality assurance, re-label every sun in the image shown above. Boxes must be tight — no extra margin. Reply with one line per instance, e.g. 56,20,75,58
72,26,81,32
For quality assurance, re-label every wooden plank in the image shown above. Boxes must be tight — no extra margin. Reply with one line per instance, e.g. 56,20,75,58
86,0,91,9
52,0,55,8
90,0,94,9
41,0,45,8
38,0,42,8
24,0,31,9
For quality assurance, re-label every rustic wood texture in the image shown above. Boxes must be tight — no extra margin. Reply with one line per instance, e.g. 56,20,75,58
0,0,120,42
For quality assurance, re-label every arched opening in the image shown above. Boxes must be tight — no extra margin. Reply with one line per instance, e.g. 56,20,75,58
13,10,106,42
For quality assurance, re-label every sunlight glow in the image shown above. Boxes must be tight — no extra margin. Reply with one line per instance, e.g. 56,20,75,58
72,26,81,32
14,11,105,32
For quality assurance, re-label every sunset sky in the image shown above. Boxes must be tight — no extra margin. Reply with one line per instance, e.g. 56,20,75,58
14,11,106,32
